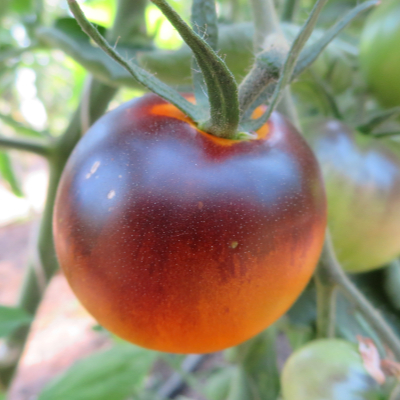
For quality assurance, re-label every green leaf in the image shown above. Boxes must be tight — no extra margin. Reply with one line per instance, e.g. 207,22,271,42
281,320,314,352
10,0,33,14
37,19,253,90
357,107,400,134
237,328,280,400
0,152,23,197
225,327,280,400
0,0,11,19
204,367,237,400
226,367,254,400
36,18,140,88
294,0,379,78
384,260,400,310
0,113,45,137
37,344,157,400
0,305,32,337
66,1,199,122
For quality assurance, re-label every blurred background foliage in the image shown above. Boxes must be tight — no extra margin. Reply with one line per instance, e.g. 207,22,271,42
0,0,397,399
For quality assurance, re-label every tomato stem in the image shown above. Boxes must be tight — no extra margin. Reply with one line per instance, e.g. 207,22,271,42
281,0,300,22
0,111,47,137
108,0,148,47
293,0,379,78
243,0,329,132
247,0,299,127
238,35,286,118
0,135,51,158
150,0,240,139
315,267,337,339
249,0,282,52
318,231,400,361
67,0,199,123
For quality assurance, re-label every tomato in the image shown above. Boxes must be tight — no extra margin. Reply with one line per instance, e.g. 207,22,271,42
281,339,380,400
53,93,326,354
360,0,400,108
305,119,400,273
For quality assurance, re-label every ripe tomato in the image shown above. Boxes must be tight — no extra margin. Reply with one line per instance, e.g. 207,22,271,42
53,94,326,353
281,339,380,400
360,0,400,108
306,119,400,273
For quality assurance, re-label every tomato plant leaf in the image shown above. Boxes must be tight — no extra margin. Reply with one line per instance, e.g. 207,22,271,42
10,0,33,14
36,18,142,89
384,260,400,311
244,0,329,131
37,19,253,90
37,344,157,400
0,152,23,197
0,0,10,19
294,0,379,78
204,367,237,400
0,112,45,137
67,0,199,123
357,106,400,134
0,305,32,337
225,327,280,400
226,367,255,400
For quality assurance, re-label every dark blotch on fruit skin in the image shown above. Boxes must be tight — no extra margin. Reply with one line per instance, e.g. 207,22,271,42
53,94,326,353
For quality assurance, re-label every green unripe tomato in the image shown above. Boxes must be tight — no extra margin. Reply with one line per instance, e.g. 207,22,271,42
305,119,400,273
360,0,400,107
281,339,379,400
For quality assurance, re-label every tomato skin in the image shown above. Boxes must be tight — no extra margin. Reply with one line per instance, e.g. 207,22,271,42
360,0,400,108
281,339,379,400
306,120,400,273
53,94,326,354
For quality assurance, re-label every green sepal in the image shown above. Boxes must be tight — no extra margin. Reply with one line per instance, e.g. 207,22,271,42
191,0,219,112
37,343,157,400
151,0,240,139
67,0,199,122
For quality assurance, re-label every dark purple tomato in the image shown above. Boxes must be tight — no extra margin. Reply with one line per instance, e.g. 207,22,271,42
306,119,400,272
53,93,326,353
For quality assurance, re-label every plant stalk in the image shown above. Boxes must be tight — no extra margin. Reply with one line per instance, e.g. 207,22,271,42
151,0,240,139
248,0,299,126
318,232,400,360
281,0,299,22
108,0,148,45
0,81,117,388
315,265,337,338
0,136,51,157
68,0,199,122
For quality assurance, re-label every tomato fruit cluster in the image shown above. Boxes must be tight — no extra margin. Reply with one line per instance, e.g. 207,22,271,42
53,94,326,353
281,339,380,400
306,119,400,273
360,0,400,107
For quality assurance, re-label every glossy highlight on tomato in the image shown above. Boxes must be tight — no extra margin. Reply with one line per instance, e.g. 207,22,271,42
53,94,326,354
306,119,400,273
